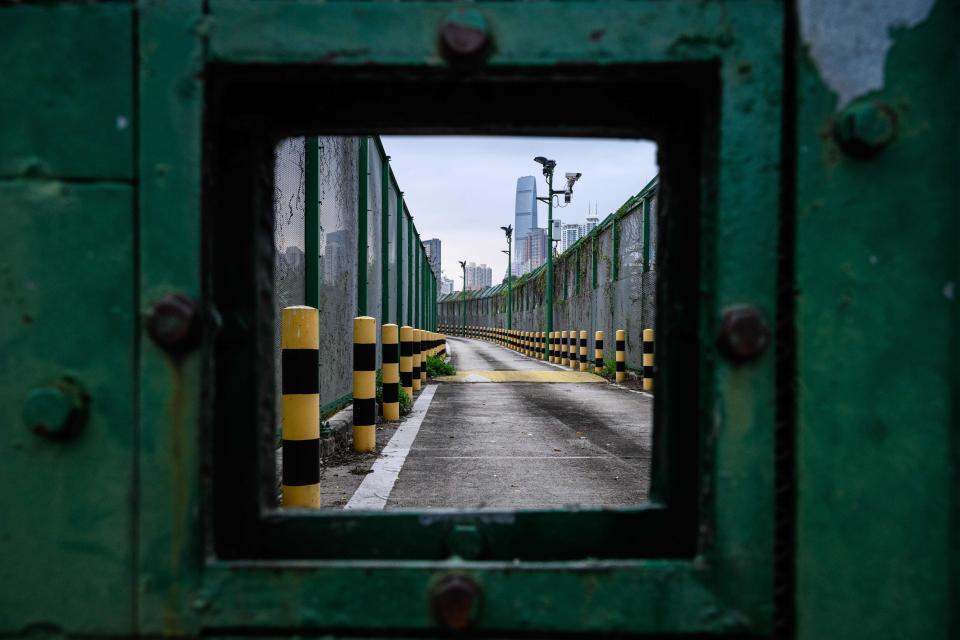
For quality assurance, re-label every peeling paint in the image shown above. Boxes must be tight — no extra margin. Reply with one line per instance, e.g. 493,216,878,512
798,0,936,108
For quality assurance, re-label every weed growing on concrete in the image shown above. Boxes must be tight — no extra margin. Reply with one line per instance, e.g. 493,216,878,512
599,359,617,380
376,367,412,415
425,355,455,377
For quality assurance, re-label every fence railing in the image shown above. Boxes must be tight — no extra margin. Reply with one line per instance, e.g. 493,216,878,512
274,135,439,414
438,176,657,369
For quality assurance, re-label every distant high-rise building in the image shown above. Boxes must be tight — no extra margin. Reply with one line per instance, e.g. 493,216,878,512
423,238,442,277
513,176,538,276
584,216,600,234
523,228,547,272
562,223,583,253
440,276,454,295
465,262,493,291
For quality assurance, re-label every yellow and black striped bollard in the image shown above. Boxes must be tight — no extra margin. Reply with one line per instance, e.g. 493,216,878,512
412,329,422,392
420,329,428,384
560,330,568,366
400,325,413,398
382,324,400,421
594,330,605,374
281,306,321,507
353,316,377,453
643,328,655,391
579,330,588,372
569,330,578,369
615,329,626,383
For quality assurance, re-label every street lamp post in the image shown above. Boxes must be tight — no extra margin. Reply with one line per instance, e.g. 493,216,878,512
534,157,581,360
500,224,513,332
459,259,467,336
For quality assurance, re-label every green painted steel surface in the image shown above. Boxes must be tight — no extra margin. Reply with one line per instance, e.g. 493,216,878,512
0,182,135,633
0,0,955,638
0,5,133,180
794,1,959,636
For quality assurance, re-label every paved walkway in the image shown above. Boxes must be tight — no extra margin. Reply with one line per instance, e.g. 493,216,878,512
348,336,653,510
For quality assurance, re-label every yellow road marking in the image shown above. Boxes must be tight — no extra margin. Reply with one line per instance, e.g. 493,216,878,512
435,370,604,383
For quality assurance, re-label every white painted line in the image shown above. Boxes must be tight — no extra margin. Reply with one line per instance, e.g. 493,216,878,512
427,455,637,460
344,384,438,510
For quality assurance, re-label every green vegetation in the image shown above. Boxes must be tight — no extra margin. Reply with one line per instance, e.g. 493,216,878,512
377,367,412,416
399,388,412,415
598,359,617,380
425,355,456,377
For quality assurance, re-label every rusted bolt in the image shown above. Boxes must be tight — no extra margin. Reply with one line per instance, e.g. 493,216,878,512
431,574,482,631
833,101,897,158
439,8,491,64
147,293,201,354
23,378,88,440
717,306,770,364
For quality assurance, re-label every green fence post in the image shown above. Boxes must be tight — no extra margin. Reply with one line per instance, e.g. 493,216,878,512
414,235,420,328
642,197,651,274
407,216,413,326
396,191,403,326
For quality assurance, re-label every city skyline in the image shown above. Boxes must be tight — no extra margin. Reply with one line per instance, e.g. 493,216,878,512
380,136,658,288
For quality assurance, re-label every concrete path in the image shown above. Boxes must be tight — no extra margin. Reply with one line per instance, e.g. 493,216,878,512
370,336,653,510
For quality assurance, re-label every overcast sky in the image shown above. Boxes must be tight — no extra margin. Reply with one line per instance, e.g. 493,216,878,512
381,136,658,289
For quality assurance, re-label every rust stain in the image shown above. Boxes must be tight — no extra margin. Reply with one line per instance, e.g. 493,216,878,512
163,358,188,635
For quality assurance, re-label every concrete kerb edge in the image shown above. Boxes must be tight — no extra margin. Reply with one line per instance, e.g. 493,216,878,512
321,405,353,456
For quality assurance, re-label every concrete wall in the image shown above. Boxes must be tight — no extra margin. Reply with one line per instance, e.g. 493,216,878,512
438,180,658,369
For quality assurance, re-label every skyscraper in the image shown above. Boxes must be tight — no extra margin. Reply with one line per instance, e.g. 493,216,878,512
440,276,454,295
562,223,583,253
465,262,493,291
423,238,442,278
523,228,548,272
513,176,538,276
584,216,599,234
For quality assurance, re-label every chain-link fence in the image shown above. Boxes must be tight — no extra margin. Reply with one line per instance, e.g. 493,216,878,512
273,135,438,417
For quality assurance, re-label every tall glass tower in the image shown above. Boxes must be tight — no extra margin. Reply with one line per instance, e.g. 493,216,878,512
513,176,538,276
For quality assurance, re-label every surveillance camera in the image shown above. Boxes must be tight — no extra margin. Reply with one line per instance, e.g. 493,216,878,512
534,156,548,166
565,172,582,181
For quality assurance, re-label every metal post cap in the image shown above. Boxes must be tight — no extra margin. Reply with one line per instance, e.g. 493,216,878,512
23,378,88,440
147,293,201,354
833,101,898,158
439,8,492,63
717,306,770,363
